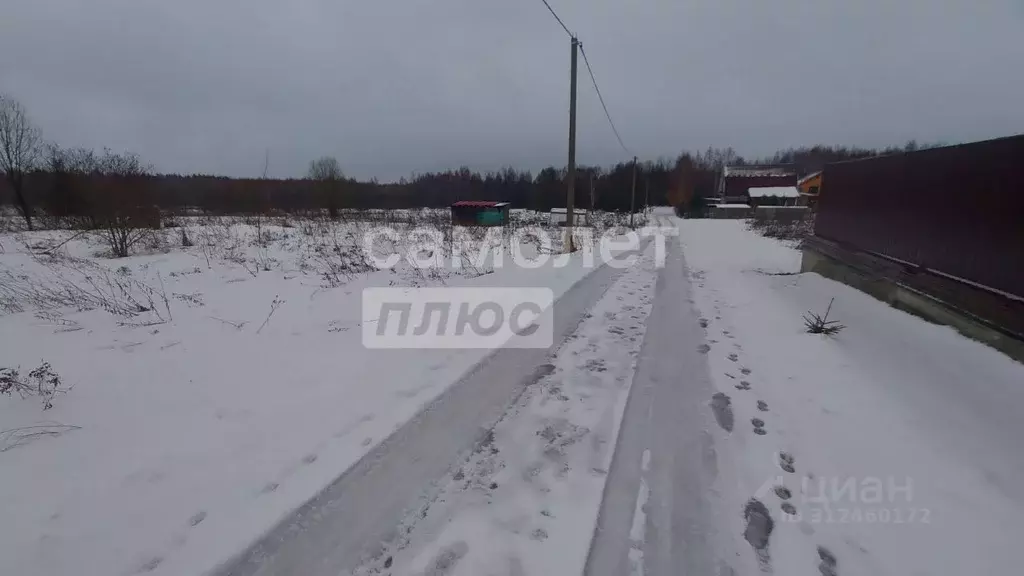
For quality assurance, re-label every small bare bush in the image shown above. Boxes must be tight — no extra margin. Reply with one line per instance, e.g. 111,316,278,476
305,221,375,287
1,361,67,409
804,298,845,336
0,254,171,322
315,243,374,287
256,295,284,334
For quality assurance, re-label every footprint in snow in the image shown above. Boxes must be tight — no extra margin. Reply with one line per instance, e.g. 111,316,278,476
188,511,207,527
752,418,766,435
757,400,769,411
779,452,796,473
710,393,734,432
817,546,839,576
425,541,469,576
137,557,163,573
742,499,773,567
728,353,739,362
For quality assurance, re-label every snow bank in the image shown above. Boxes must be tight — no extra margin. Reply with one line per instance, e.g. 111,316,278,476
679,219,1024,576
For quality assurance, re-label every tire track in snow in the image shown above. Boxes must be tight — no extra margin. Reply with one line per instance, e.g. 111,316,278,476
585,215,734,576
627,449,651,576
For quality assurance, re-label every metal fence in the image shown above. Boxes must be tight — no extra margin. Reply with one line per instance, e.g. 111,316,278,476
815,135,1024,300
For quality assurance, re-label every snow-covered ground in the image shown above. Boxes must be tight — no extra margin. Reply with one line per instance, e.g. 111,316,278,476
679,219,1024,576
8,212,1022,576
0,212,644,576
353,241,660,576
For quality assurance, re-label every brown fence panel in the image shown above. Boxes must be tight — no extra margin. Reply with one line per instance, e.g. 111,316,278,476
815,135,1024,300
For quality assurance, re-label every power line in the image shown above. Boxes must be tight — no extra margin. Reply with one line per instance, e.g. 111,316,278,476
536,0,630,158
539,0,573,38
579,44,630,155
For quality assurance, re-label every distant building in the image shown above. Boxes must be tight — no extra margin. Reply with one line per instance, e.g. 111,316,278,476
748,186,802,207
450,201,510,226
550,207,567,226
549,207,588,226
717,164,797,204
797,171,823,207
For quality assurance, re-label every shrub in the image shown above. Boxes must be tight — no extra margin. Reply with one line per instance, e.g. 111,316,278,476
0,253,172,323
804,298,845,335
1,361,66,409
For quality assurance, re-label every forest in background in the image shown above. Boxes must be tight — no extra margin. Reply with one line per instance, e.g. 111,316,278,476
2,93,940,229
2,142,936,223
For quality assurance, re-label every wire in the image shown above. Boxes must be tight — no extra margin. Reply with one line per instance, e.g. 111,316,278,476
579,44,630,155
539,0,573,38
535,0,629,155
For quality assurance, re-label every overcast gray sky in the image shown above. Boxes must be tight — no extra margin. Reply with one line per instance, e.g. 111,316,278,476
2,0,1022,181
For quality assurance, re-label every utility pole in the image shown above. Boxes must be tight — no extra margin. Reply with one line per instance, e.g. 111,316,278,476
644,173,650,216
564,37,579,252
588,172,594,226
629,155,637,228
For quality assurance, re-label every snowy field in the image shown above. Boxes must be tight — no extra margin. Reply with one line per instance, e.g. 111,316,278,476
680,220,1024,576
0,209,646,576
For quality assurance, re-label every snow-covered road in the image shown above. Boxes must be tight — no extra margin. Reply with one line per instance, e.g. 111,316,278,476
586,216,731,576
352,240,662,576
216,239,656,576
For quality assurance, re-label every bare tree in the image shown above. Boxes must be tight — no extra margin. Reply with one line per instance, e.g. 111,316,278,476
668,154,697,210
43,144,98,228
0,94,42,230
92,149,159,257
308,156,344,219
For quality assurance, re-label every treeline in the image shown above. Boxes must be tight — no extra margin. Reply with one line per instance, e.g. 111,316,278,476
2,92,946,229
4,141,934,223
5,158,677,217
